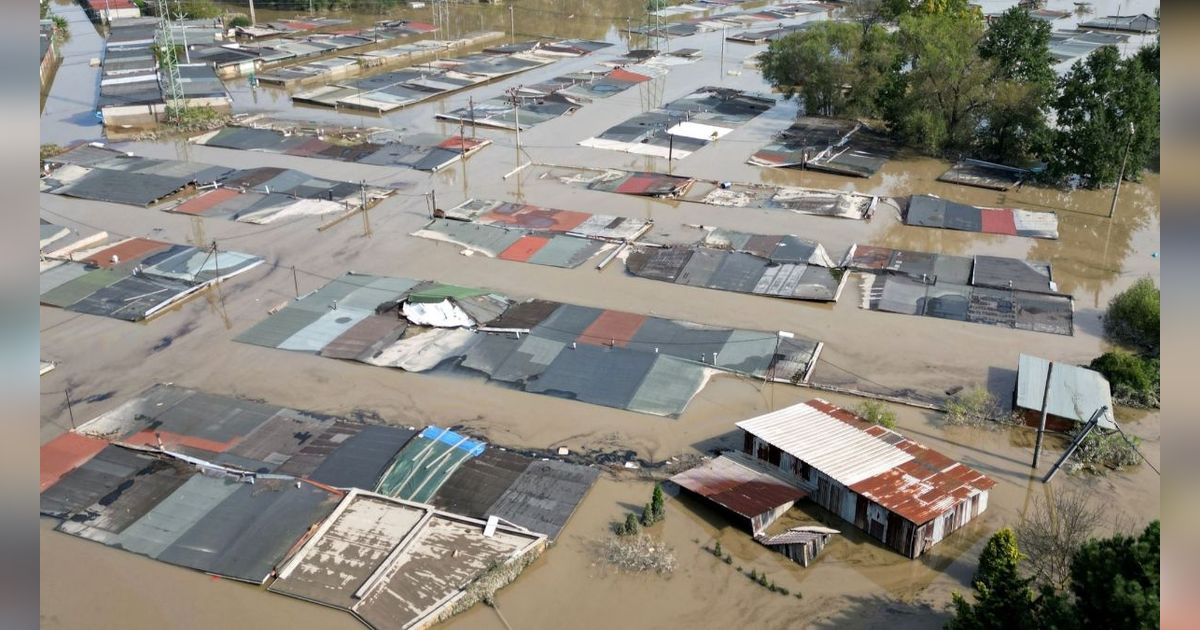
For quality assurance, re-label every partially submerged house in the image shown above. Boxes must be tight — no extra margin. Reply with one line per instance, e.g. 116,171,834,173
755,525,839,567
1014,354,1117,432
669,452,808,535
735,399,994,559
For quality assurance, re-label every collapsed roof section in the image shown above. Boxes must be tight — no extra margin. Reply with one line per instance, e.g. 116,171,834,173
749,117,894,178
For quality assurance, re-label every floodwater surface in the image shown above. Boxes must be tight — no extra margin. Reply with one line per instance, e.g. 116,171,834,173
40,0,1160,628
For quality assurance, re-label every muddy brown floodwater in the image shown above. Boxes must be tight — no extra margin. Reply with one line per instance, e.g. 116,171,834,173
41,0,1159,628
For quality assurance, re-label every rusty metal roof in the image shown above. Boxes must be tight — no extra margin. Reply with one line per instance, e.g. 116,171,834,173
739,399,994,526
670,452,806,519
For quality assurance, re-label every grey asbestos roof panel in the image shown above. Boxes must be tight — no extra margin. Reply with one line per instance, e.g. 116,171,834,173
486,459,599,540
155,480,340,583
234,307,325,348
308,425,417,490
429,448,530,520
56,169,190,206
40,445,164,518
527,344,656,410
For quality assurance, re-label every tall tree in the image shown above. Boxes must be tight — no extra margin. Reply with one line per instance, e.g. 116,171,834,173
760,22,885,117
1069,521,1159,629
883,11,992,155
974,7,1055,164
1050,46,1159,186
947,528,1039,630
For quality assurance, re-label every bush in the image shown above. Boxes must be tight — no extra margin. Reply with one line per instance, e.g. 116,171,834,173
1071,429,1141,472
944,386,1006,428
228,15,252,28
1089,350,1159,408
1103,278,1159,356
855,400,897,429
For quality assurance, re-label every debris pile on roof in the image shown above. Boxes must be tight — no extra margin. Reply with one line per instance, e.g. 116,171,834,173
39,236,263,322
637,2,830,40
552,166,880,220
193,116,491,172
625,227,845,302
580,86,776,160
937,160,1031,191
725,21,821,44
903,194,1059,239
40,386,553,627
748,117,894,178
235,272,823,416
41,144,394,222
844,244,1074,335
414,199,653,268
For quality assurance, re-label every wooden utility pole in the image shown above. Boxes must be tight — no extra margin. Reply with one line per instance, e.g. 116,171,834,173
1032,361,1055,468
1109,121,1135,219
64,389,76,430
360,180,372,237
291,265,299,297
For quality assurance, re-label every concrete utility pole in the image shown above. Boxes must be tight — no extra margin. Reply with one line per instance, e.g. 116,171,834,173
1109,121,1136,219
509,4,515,44
248,0,256,27
1032,361,1055,468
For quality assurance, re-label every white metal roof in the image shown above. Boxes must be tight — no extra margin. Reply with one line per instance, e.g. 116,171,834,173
736,402,914,486
1016,354,1116,429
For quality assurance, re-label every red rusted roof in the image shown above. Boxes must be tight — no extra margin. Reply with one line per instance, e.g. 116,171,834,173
608,68,652,84
980,208,1018,236
122,429,239,455
797,400,996,526
174,187,240,215
480,203,590,232
81,238,172,268
437,135,489,152
671,453,807,519
498,235,550,262
846,244,894,271
40,432,108,491
577,310,646,348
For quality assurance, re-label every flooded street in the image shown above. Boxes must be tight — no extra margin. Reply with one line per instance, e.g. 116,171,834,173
40,0,1159,628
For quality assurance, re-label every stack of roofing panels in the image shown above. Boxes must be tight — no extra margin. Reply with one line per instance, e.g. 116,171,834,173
938,159,1031,191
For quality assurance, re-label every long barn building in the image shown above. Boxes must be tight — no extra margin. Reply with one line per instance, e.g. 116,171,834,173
736,399,994,558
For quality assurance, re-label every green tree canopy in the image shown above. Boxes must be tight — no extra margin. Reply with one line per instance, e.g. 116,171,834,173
1050,46,1159,186
883,10,991,155
760,22,872,117
947,528,1039,630
979,7,1055,90
1104,278,1160,356
1069,521,1159,629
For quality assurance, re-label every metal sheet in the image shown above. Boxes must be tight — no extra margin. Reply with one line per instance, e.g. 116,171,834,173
626,354,709,417
485,459,599,540
527,344,657,410
309,425,418,489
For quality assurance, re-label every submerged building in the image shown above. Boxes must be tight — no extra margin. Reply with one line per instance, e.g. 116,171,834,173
735,399,994,559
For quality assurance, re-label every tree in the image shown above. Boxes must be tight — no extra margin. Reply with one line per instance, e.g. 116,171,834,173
1050,46,1159,186
944,386,1005,427
1089,350,1159,408
618,512,641,536
640,502,654,527
883,11,992,155
883,0,980,20
1015,489,1106,591
947,528,1039,630
1069,521,1159,629
974,7,1055,164
759,22,863,117
1103,278,1160,356
651,482,666,522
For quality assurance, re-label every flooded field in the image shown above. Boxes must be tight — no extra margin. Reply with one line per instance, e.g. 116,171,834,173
40,0,1160,628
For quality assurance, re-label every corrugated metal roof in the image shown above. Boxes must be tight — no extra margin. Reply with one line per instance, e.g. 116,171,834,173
758,525,839,546
739,399,995,525
736,401,916,486
39,432,109,492
670,452,806,519
484,458,599,541
1016,355,1116,429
